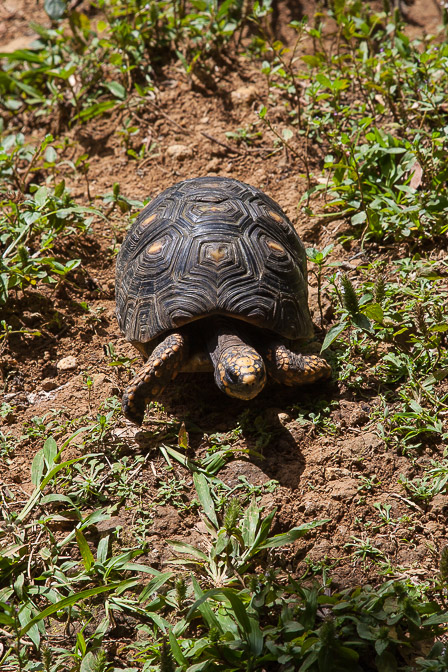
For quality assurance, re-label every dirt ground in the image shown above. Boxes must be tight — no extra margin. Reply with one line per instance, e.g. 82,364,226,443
1,0,447,594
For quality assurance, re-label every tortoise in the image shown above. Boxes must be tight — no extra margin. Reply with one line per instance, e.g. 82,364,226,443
115,176,331,424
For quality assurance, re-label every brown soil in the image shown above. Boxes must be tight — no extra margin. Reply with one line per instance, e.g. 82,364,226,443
1,0,446,603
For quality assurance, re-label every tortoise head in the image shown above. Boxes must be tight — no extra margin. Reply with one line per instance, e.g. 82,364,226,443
214,346,266,400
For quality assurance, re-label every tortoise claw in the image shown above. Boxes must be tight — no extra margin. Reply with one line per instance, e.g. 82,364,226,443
122,393,146,426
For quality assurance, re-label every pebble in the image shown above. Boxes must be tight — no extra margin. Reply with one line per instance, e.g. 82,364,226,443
205,157,221,173
167,144,193,161
327,478,359,501
230,85,258,107
57,356,78,371
429,493,448,516
325,466,351,481
42,379,58,391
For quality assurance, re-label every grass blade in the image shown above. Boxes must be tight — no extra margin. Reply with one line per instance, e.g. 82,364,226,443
258,519,329,549
193,472,219,528
19,581,135,637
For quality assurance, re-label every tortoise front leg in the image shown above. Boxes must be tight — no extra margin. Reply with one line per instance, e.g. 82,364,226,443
261,340,331,386
122,332,187,425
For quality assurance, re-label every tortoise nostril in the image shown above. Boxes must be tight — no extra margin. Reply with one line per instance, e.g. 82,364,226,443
227,369,239,383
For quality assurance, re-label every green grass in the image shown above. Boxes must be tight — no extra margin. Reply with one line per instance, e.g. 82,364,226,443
2,426,448,671
1,0,448,669
0,0,252,125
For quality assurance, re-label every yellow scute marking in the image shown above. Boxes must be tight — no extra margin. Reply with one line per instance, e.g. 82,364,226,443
268,209,283,222
267,240,284,252
210,247,227,262
141,212,158,226
147,241,163,254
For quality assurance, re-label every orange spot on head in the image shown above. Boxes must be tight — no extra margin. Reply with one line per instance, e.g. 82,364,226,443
242,374,256,384
236,356,254,368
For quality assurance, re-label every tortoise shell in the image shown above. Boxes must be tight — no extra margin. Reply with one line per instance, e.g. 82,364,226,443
115,176,314,345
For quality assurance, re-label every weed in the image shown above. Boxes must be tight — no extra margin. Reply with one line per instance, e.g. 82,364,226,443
0,430,17,459
225,124,263,147
1,0,254,127
168,473,328,586
357,475,381,493
294,399,339,435
0,135,102,308
344,535,385,563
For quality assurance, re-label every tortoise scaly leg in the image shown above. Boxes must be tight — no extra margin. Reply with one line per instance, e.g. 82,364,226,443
262,341,331,386
122,332,187,425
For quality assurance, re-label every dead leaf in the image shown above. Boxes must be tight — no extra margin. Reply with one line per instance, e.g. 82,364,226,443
409,161,423,189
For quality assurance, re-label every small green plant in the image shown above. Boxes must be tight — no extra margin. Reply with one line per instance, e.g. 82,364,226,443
168,473,328,586
357,475,381,493
0,135,102,307
102,182,144,216
1,0,257,127
306,244,334,327
344,535,385,563
225,124,262,147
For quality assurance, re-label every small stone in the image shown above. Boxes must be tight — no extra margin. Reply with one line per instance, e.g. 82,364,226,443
327,478,358,501
205,157,221,173
42,379,58,391
325,467,351,481
230,85,258,107
111,425,140,440
430,493,448,516
57,356,78,371
95,516,127,535
1,35,36,53
167,144,193,161
363,432,384,451
278,412,291,424
22,311,42,327
92,373,106,389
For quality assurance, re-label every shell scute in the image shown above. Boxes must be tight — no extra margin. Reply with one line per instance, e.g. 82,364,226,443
116,177,313,343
